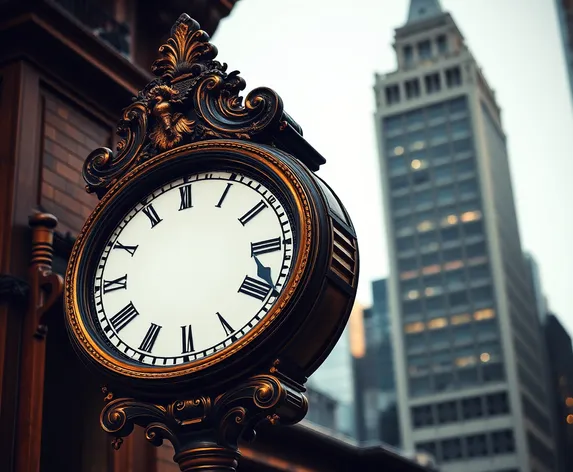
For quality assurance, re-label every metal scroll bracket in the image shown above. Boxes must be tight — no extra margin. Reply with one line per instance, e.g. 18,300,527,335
100,374,308,472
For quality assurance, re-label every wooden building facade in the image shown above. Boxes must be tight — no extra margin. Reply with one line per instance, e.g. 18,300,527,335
0,1,432,471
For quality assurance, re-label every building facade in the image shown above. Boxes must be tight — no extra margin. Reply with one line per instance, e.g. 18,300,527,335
554,0,573,105
543,314,573,472
353,280,401,447
374,1,557,470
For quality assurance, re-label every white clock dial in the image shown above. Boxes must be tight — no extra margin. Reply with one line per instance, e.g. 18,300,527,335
92,170,295,366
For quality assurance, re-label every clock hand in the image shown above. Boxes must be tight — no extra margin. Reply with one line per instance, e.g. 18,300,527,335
253,256,279,297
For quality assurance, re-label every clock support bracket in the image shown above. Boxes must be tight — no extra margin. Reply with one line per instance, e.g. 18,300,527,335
100,374,308,471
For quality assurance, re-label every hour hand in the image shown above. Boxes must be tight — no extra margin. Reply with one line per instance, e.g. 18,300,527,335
253,256,279,297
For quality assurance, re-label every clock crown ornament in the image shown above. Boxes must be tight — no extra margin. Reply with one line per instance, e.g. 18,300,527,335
83,13,325,200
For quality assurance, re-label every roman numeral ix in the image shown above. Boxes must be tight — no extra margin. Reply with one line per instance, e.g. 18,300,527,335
108,302,139,332
142,204,162,228
181,325,194,353
103,275,127,293
251,237,282,257
238,200,268,226
179,184,192,210
139,323,162,353
238,276,273,301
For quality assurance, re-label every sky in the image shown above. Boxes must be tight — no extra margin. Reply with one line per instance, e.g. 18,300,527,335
213,0,573,335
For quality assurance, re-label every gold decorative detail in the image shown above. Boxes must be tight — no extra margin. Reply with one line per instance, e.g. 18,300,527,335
100,375,307,471
67,141,313,382
148,85,194,150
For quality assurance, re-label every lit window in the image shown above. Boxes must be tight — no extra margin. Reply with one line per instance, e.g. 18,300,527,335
451,313,471,325
411,141,425,151
444,261,464,271
425,287,435,296
417,220,434,232
428,317,448,330
405,322,425,333
411,158,428,170
400,270,419,280
566,397,573,407
443,214,458,226
567,414,573,424
422,264,441,275
456,356,476,368
461,210,482,223
394,146,405,156
408,290,420,300
474,308,495,321
480,352,491,363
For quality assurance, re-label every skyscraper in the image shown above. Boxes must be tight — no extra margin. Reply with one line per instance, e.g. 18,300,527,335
554,0,573,104
374,1,557,470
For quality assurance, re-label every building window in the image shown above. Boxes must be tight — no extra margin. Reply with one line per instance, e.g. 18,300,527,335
410,376,432,396
445,66,462,87
459,179,479,199
404,45,414,66
437,35,448,54
483,363,505,382
466,434,488,457
384,115,403,132
471,285,493,304
425,73,441,94
385,85,400,105
405,79,421,99
441,437,463,461
418,40,432,59
491,430,515,454
412,405,434,427
486,392,509,415
461,396,483,419
458,366,479,386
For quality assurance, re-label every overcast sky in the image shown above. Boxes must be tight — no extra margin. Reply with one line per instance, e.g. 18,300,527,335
213,0,573,335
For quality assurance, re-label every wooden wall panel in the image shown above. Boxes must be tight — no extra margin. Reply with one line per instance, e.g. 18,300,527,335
39,91,111,235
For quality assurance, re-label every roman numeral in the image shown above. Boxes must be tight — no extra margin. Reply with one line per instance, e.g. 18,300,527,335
103,275,127,293
114,242,138,256
109,302,139,332
179,184,192,210
139,323,162,352
215,183,232,208
181,325,194,353
216,312,234,337
238,200,268,226
251,237,281,257
238,276,273,301
142,204,162,228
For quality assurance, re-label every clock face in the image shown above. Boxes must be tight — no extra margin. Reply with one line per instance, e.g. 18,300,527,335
92,170,295,367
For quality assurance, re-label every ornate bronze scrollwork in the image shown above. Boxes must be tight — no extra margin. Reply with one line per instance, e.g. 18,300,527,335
83,14,288,199
100,375,307,472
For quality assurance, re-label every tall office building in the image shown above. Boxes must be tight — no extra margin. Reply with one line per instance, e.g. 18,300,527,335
554,0,573,104
374,1,557,470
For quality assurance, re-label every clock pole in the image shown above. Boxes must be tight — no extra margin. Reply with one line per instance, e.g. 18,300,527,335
100,374,308,472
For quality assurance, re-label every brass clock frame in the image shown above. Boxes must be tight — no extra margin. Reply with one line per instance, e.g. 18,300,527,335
65,140,314,384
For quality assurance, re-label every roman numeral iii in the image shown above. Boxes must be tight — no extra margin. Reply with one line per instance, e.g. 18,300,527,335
103,275,127,293
251,237,281,257
139,323,162,352
142,204,162,228
238,276,273,301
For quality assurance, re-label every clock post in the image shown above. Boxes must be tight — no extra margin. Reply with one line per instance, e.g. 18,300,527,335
65,14,359,472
